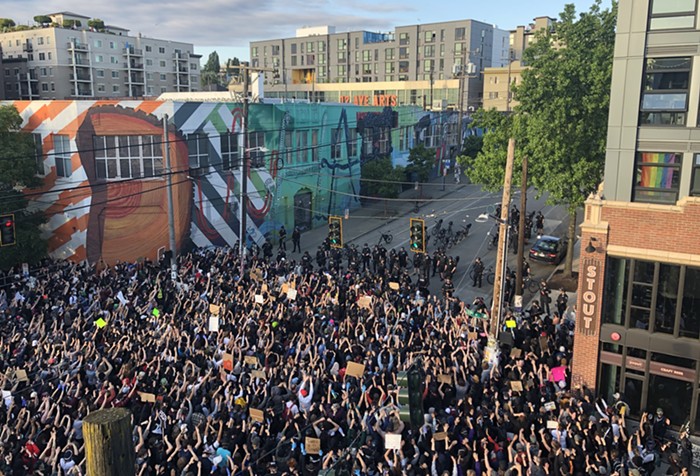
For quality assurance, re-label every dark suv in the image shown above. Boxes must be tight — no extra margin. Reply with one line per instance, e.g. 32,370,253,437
529,235,567,264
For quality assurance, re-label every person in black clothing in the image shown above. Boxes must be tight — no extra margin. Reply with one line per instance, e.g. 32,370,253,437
556,289,568,318
539,279,551,315
262,239,273,260
291,226,301,253
472,257,484,288
278,225,287,251
535,211,545,236
361,244,371,272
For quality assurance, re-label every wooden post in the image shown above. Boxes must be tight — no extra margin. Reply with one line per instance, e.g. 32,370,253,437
515,154,528,295
83,408,135,476
490,138,515,340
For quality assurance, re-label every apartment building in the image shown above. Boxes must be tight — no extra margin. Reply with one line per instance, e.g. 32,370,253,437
571,0,700,429
482,16,554,111
0,12,201,100
249,20,510,111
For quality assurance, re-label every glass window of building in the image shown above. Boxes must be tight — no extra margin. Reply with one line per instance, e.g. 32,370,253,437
362,50,371,62
187,133,209,169
399,47,409,60
647,374,693,424
455,27,466,41
337,39,347,51
649,0,696,30
640,57,691,126
691,154,700,196
633,152,681,204
424,45,435,58
399,33,409,46
385,49,395,61
53,134,72,178
220,133,238,170
654,264,680,334
348,128,357,157
681,267,700,339
424,31,435,43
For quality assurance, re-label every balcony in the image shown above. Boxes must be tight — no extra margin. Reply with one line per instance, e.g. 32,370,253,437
123,46,143,56
67,41,89,51
174,65,188,73
68,58,91,66
70,72,92,82
17,72,38,81
127,74,145,84
22,44,33,52
124,62,144,70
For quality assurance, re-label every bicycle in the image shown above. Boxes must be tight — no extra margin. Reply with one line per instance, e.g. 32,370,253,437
523,274,539,294
378,231,393,245
468,265,495,285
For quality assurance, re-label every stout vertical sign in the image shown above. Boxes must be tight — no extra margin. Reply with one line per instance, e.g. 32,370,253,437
578,258,601,337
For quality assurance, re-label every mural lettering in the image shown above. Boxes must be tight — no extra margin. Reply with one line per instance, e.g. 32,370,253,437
339,95,398,107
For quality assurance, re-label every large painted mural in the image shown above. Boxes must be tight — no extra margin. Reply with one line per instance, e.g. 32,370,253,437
5,99,434,265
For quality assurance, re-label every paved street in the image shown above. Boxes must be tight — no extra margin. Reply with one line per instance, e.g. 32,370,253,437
287,177,572,305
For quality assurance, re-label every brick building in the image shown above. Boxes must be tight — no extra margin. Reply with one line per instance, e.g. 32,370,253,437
571,0,700,429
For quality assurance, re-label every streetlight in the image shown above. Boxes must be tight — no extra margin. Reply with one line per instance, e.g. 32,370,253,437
239,145,269,277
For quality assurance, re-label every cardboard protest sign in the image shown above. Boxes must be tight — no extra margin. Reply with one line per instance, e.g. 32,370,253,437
116,291,129,306
510,348,522,359
547,420,558,429
209,315,220,333
437,374,452,385
509,381,523,392
539,336,549,352
389,282,400,290
467,332,477,341
385,433,402,450
95,318,107,329
346,362,365,378
305,437,321,454
254,294,264,304
249,408,264,423
223,353,234,371
138,392,156,403
244,355,259,367
209,304,221,315
15,369,28,382
434,432,448,441
358,296,372,310
505,319,517,329
281,283,289,294
287,288,297,300
252,370,266,380
544,401,557,412
152,308,160,318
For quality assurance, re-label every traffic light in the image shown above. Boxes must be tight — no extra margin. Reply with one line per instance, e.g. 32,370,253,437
409,218,425,253
328,216,343,248
397,369,424,428
0,215,15,247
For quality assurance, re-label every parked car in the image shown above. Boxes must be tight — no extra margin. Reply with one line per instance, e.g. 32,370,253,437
529,235,567,264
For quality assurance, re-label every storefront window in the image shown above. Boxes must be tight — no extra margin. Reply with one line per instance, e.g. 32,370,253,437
655,264,680,334
599,363,621,403
681,267,700,339
624,378,644,416
647,374,692,425
603,258,629,325
633,260,656,284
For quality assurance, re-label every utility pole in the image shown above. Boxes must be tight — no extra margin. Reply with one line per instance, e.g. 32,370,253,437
84,408,135,476
239,70,249,278
163,114,178,281
515,154,527,295
490,137,515,341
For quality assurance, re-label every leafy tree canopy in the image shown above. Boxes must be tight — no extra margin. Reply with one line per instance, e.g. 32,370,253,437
406,144,436,183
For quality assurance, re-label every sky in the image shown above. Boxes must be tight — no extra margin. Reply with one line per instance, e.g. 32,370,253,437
5,0,614,64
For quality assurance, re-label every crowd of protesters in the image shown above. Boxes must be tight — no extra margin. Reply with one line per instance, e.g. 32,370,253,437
0,238,694,476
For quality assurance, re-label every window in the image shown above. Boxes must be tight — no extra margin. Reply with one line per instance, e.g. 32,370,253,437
385,63,395,74
146,59,153,66
94,135,163,179
312,129,319,161
385,48,395,60
37,37,43,45
337,39,346,51
112,71,119,78
424,45,435,58
455,27,466,41
362,50,371,62
39,52,45,61
47,52,52,60
424,31,435,43
291,56,297,67
285,130,293,163
348,128,357,157
680,267,700,338
378,127,390,154
145,45,152,52
32,133,44,175
362,128,374,155
331,128,341,159
633,152,681,204
95,55,103,63
187,133,209,169
160,60,166,67
641,57,691,126
112,85,119,93
248,132,266,168
220,133,238,170
692,154,700,196
40,68,48,76
110,56,118,64
159,47,165,54
53,135,72,178
109,41,116,49
399,61,409,74
399,33,409,46
399,47,409,60
96,69,104,78
424,60,435,73
97,84,105,92
337,65,346,76
649,0,696,30
41,83,48,92
296,131,308,163
160,74,167,81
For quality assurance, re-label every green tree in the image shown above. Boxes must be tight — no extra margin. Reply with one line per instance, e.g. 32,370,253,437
406,144,436,183
361,158,405,198
33,15,52,26
87,18,105,31
514,1,617,276
202,51,222,88
0,106,47,268
0,18,15,29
